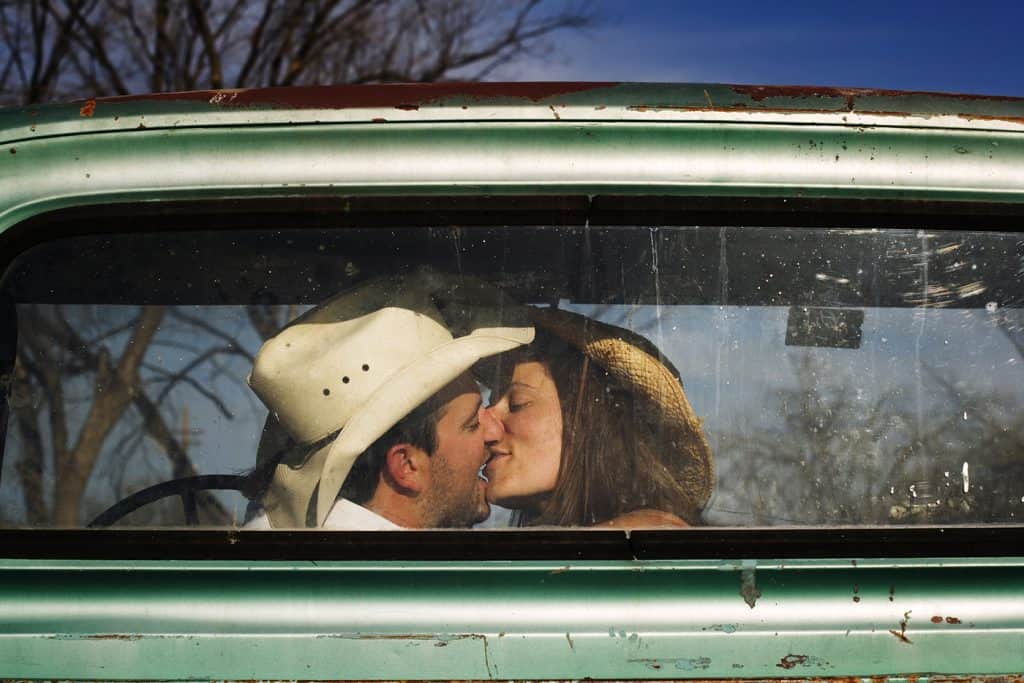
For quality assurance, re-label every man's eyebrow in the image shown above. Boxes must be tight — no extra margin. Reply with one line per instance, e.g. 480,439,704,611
508,380,539,390
460,397,483,428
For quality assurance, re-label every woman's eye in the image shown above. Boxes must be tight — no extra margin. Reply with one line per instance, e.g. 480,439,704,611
509,401,530,412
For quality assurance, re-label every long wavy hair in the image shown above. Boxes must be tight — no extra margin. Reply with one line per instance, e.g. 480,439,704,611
499,329,705,527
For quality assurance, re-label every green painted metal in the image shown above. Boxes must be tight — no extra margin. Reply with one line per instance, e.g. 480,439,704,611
4,83,1024,234
2,558,1024,680
3,121,1024,233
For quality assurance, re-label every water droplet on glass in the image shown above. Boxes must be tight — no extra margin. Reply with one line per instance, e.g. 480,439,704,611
986,301,998,313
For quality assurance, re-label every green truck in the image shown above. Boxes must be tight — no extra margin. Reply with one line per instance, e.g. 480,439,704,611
1,82,1022,680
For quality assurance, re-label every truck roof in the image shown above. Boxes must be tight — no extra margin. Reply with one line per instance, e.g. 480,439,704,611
6,82,1024,141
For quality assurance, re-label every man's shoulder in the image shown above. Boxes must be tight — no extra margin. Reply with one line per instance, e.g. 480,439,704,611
242,498,403,530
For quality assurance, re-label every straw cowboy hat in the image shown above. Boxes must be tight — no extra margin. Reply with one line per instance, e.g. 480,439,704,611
248,272,534,528
528,306,714,520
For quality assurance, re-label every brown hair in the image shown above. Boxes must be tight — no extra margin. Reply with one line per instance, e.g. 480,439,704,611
501,329,705,527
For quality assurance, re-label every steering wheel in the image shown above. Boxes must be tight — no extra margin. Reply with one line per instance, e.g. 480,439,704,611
88,474,250,527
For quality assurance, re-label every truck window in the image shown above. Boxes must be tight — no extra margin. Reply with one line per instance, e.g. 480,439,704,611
1,201,1022,530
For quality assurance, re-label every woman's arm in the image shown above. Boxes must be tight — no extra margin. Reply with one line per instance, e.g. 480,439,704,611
594,508,689,529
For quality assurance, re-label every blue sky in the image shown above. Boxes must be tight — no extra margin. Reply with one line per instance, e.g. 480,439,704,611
507,1,1024,97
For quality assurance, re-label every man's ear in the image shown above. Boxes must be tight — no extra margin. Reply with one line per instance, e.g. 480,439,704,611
383,443,430,493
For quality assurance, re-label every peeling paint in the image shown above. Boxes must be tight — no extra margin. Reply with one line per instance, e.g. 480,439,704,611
108,82,618,110
740,567,761,608
674,656,711,671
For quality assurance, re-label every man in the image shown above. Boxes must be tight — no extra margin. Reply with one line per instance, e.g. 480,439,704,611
244,274,533,529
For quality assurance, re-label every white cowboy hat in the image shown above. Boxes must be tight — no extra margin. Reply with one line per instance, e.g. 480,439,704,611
248,272,534,528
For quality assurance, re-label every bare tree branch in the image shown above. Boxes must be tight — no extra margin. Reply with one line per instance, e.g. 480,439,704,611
187,0,224,88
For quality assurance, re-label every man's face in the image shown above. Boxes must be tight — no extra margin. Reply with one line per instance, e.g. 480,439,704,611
421,374,503,527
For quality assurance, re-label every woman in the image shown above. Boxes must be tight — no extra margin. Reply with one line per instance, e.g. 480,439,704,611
484,307,713,527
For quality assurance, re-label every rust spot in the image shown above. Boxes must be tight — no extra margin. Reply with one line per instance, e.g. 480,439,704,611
731,83,1024,104
106,82,618,110
946,616,962,624
853,596,861,603
889,610,913,644
732,85,858,110
394,103,419,111
137,123,147,129
371,117,387,123
79,99,96,117
650,663,661,670
889,584,895,601
8,148,14,154
889,629,913,644
777,654,808,669
85,634,141,641
931,616,944,624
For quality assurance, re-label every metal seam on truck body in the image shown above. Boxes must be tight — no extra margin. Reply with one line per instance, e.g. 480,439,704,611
2,558,1024,680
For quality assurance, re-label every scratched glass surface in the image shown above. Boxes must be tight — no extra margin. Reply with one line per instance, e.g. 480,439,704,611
1,226,1022,527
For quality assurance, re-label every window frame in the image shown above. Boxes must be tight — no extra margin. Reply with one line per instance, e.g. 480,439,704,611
1,194,1023,560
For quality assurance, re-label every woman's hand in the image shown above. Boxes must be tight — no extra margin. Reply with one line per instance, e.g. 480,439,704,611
595,508,689,529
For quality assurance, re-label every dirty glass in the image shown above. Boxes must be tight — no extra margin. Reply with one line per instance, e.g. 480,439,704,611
1,223,1022,528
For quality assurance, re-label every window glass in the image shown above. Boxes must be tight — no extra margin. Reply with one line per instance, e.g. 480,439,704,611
1,221,1021,528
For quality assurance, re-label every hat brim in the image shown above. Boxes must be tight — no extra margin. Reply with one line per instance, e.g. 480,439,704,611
264,326,533,528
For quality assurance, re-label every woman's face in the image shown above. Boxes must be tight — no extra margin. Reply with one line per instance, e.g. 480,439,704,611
484,360,563,510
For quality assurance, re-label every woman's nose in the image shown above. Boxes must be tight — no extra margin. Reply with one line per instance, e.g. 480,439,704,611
480,405,505,442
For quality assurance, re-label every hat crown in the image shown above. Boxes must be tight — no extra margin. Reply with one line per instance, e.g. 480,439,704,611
250,306,453,443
